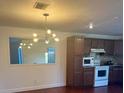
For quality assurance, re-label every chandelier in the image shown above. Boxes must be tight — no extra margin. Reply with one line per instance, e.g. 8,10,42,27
19,39,33,49
19,13,59,49
33,13,59,44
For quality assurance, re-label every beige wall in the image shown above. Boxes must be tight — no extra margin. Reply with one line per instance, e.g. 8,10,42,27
0,26,122,93
0,26,73,93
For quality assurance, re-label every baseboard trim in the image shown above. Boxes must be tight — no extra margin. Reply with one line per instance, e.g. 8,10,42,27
0,82,66,93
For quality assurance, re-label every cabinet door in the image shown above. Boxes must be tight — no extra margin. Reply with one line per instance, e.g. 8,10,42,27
109,67,116,84
91,39,104,49
91,39,98,48
97,39,104,48
74,37,84,55
74,56,83,87
114,40,123,56
109,70,113,84
117,68,123,85
83,68,94,86
104,40,114,55
84,38,92,55
74,72,83,87
74,56,82,72
109,67,122,84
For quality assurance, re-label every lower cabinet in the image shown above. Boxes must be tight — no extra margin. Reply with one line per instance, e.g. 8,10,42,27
74,72,83,87
109,66,123,85
83,67,94,87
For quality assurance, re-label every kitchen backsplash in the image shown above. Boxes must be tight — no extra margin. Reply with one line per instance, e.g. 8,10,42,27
100,55,123,65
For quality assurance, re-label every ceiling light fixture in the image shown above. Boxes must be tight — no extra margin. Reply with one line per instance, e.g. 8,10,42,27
47,29,52,34
33,33,38,37
19,40,33,49
23,43,26,46
52,33,56,38
30,43,33,46
45,40,49,44
20,43,23,46
19,46,22,48
89,22,93,29
54,37,60,42
28,46,31,49
33,38,39,42
32,13,60,44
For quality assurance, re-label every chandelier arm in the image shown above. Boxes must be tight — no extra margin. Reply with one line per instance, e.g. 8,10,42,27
43,13,49,42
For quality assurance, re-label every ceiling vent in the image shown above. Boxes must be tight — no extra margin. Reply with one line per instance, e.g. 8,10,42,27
34,0,49,10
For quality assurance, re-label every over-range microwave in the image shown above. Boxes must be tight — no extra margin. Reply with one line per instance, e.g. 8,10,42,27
82,57,94,66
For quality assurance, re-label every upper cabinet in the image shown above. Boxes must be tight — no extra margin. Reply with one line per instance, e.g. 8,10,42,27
74,36,84,56
114,40,123,64
91,39,105,49
84,38,105,55
97,39,105,49
84,38,92,55
83,38,115,55
104,40,114,55
91,39,99,48
114,40,123,56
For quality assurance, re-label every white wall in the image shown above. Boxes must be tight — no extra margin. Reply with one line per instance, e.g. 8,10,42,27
0,26,73,93
0,26,122,93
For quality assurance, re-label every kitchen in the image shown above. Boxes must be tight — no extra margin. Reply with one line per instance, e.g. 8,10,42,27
67,36,123,87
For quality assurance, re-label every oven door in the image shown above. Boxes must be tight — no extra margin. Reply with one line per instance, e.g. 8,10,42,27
95,66,109,81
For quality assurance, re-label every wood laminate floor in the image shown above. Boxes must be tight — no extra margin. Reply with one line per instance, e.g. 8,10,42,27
17,85,123,93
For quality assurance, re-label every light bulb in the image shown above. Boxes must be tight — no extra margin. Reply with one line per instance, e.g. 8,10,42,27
33,33,38,37
89,22,93,29
30,43,33,46
33,38,39,42
52,33,56,38
54,38,60,42
20,43,23,46
47,29,52,34
23,43,26,46
45,40,49,44
28,46,31,49
19,46,22,48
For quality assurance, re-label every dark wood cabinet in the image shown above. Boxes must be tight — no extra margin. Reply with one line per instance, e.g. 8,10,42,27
114,40,123,64
109,66,123,85
91,39,98,48
91,39,105,49
67,36,122,87
114,40,123,56
83,38,115,56
83,67,94,87
74,72,83,87
74,56,83,87
117,68,123,85
84,38,92,55
97,39,105,48
109,66,118,84
84,38,104,54
67,36,84,87
104,40,114,55
74,37,84,56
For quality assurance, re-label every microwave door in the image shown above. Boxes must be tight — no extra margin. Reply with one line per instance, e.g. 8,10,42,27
84,60,91,64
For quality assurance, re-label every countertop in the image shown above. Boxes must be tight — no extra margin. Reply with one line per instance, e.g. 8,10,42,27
83,64,123,68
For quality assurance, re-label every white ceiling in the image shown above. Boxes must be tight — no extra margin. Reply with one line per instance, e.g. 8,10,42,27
0,0,122,35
